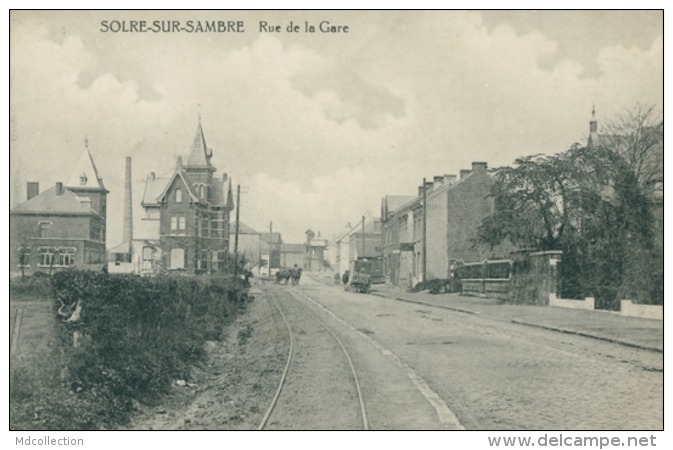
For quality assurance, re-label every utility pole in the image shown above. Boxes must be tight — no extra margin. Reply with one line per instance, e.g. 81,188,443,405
422,178,427,284
269,220,273,276
362,215,366,261
234,184,240,278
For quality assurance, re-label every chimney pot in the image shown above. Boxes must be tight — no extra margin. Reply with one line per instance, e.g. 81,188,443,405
433,176,444,189
460,169,472,179
443,174,457,185
472,162,488,173
27,182,39,201
418,185,424,197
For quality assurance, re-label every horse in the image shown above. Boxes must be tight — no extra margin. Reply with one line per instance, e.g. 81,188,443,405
275,269,293,285
291,268,303,285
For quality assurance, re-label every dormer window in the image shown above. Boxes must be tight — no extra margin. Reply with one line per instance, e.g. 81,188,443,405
175,188,182,203
80,172,88,185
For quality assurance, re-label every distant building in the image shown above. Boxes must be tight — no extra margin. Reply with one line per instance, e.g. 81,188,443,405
108,157,163,275
334,224,359,276
10,142,108,276
305,229,328,271
230,221,262,271
280,243,305,269
140,119,234,273
260,232,282,275
381,162,506,287
348,219,381,263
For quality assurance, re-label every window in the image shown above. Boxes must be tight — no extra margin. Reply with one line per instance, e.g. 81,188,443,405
212,210,226,239
195,216,201,237
59,248,75,266
38,222,51,238
171,215,186,235
398,214,409,240
210,220,220,238
217,251,226,270
199,250,209,271
39,248,54,266
414,210,422,241
175,188,182,203
170,248,184,269
142,246,153,269
90,223,103,241
201,216,209,237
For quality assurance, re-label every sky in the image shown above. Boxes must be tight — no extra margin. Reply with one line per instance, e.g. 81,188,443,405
9,10,663,247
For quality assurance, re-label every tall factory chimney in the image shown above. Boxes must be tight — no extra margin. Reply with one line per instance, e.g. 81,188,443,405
123,156,133,243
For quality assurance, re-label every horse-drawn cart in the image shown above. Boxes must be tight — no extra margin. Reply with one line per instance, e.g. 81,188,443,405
345,272,371,294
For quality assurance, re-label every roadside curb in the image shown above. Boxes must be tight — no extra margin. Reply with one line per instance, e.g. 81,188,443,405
372,291,663,354
509,319,663,353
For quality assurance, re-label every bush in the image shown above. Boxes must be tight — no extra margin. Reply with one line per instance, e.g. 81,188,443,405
410,279,451,294
47,270,248,428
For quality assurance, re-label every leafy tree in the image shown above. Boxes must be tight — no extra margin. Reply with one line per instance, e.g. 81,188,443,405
478,104,662,307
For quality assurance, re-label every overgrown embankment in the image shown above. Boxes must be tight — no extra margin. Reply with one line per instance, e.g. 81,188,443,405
10,270,249,430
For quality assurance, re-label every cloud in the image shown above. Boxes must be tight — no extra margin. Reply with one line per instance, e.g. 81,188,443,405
10,11,663,246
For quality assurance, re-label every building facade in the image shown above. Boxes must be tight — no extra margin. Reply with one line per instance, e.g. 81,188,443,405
381,162,505,288
280,243,305,269
230,221,262,271
260,232,282,275
10,144,108,277
141,120,234,274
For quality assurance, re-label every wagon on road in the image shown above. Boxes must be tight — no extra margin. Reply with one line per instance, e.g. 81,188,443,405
345,272,371,294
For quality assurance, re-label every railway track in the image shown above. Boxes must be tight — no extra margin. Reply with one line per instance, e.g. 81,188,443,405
257,286,369,430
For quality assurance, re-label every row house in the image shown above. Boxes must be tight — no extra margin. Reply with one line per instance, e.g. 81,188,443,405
10,143,108,277
141,119,234,274
381,162,504,288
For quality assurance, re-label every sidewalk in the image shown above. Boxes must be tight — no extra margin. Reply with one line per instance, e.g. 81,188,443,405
370,284,663,353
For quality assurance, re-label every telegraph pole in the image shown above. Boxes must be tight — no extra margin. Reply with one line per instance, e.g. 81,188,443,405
269,221,273,276
234,184,240,278
422,177,427,284
361,215,366,261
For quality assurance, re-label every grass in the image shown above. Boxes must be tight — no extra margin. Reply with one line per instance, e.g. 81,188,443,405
10,272,250,430
10,288,82,429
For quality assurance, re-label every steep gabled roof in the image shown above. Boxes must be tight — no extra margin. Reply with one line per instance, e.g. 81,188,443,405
232,222,260,235
12,186,96,215
186,120,212,167
154,167,200,204
66,147,106,191
142,176,170,207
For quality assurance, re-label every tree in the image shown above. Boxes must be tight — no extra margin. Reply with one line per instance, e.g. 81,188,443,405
593,103,663,200
478,104,662,307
